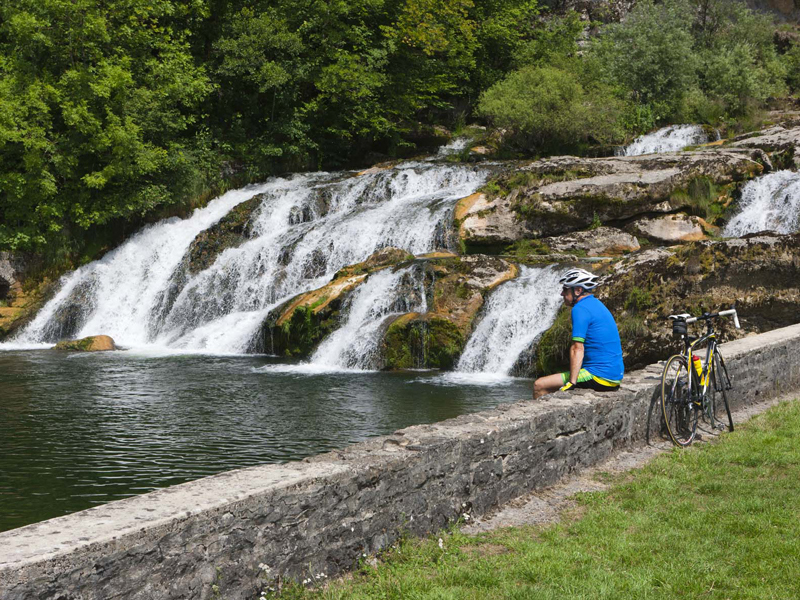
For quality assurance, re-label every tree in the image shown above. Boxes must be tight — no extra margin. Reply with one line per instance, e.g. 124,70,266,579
0,0,213,253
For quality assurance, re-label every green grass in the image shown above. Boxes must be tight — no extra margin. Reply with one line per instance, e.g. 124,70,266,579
271,400,800,599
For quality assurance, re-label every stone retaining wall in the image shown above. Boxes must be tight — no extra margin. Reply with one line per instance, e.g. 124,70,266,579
2,324,800,600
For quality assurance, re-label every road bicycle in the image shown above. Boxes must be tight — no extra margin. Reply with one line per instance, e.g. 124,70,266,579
660,308,740,447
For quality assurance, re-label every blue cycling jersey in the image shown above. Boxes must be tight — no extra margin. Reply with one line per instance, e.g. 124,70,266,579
570,295,624,382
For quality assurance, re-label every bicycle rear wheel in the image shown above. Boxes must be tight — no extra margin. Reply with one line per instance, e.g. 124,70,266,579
661,355,698,446
711,350,734,432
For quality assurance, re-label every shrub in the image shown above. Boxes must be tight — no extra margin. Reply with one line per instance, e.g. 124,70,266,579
477,63,624,153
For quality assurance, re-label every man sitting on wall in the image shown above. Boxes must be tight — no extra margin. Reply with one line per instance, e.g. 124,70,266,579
533,268,624,399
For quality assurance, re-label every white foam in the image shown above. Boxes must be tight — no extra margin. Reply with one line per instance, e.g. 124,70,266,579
622,124,710,156
723,170,800,237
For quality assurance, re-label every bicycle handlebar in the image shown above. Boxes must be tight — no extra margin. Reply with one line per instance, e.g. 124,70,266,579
668,308,741,329
719,308,741,329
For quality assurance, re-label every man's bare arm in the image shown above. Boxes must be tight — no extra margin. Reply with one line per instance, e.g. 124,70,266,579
569,341,584,384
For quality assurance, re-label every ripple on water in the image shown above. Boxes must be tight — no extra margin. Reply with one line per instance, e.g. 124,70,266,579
0,350,531,532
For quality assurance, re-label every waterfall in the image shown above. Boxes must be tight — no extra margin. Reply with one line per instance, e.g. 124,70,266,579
434,137,470,158
723,170,800,237
455,266,562,378
309,266,427,371
10,163,488,353
621,124,710,156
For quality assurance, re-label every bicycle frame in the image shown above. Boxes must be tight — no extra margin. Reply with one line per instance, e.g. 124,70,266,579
682,328,717,409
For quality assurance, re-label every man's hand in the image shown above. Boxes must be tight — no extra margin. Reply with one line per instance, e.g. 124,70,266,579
559,381,576,392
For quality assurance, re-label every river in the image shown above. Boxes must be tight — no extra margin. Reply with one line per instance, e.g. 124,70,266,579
0,350,531,532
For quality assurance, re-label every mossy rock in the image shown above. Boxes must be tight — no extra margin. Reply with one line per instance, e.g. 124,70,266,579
459,150,765,246
382,313,465,370
53,335,116,352
185,195,264,274
268,304,343,357
534,306,572,376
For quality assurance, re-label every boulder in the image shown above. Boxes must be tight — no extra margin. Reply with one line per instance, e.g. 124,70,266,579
627,213,708,244
53,335,116,352
541,226,640,256
459,149,764,247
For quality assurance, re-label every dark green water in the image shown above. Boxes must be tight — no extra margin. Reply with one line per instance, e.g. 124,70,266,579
0,350,530,532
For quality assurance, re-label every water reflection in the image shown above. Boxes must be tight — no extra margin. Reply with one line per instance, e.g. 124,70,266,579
0,350,530,532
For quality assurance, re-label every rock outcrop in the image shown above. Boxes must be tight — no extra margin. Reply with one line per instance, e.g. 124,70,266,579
458,150,764,247
0,253,54,341
540,226,640,256
728,120,800,168
185,196,264,275
254,248,412,356
381,255,518,369
595,234,800,370
253,250,518,369
53,335,117,352
626,213,710,244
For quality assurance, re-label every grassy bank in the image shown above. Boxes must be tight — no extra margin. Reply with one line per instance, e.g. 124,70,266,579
273,400,800,599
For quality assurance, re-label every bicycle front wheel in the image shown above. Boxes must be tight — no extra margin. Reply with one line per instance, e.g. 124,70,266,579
661,355,698,446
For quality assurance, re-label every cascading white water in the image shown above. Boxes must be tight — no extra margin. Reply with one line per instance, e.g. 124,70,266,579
9,162,488,353
455,266,563,377
13,179,298,348
621,124,710,156
309,266,426,370
723,170,800,237
434,137,470,158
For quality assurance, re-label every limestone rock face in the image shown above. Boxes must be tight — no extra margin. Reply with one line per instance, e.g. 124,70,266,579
627,213,707,244
598,234,800,370
729,120,800,167
541,226,640,256
459,150,763,247
53,335,116,352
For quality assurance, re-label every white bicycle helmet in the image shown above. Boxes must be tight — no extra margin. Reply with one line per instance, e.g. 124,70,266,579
559,268,600,290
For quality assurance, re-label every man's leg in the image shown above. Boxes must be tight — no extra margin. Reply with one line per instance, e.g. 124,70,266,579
533,373,565,399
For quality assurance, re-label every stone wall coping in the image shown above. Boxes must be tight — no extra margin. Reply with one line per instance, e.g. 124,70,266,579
0,463,349,569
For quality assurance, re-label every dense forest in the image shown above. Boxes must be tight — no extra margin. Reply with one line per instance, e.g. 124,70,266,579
0,0,797,266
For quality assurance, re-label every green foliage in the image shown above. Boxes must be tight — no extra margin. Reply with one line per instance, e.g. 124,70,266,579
589,0,786,127
0,0,214,255
1,0,552,259
782,41,800,92
591,0,698,123
477,63,625,153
